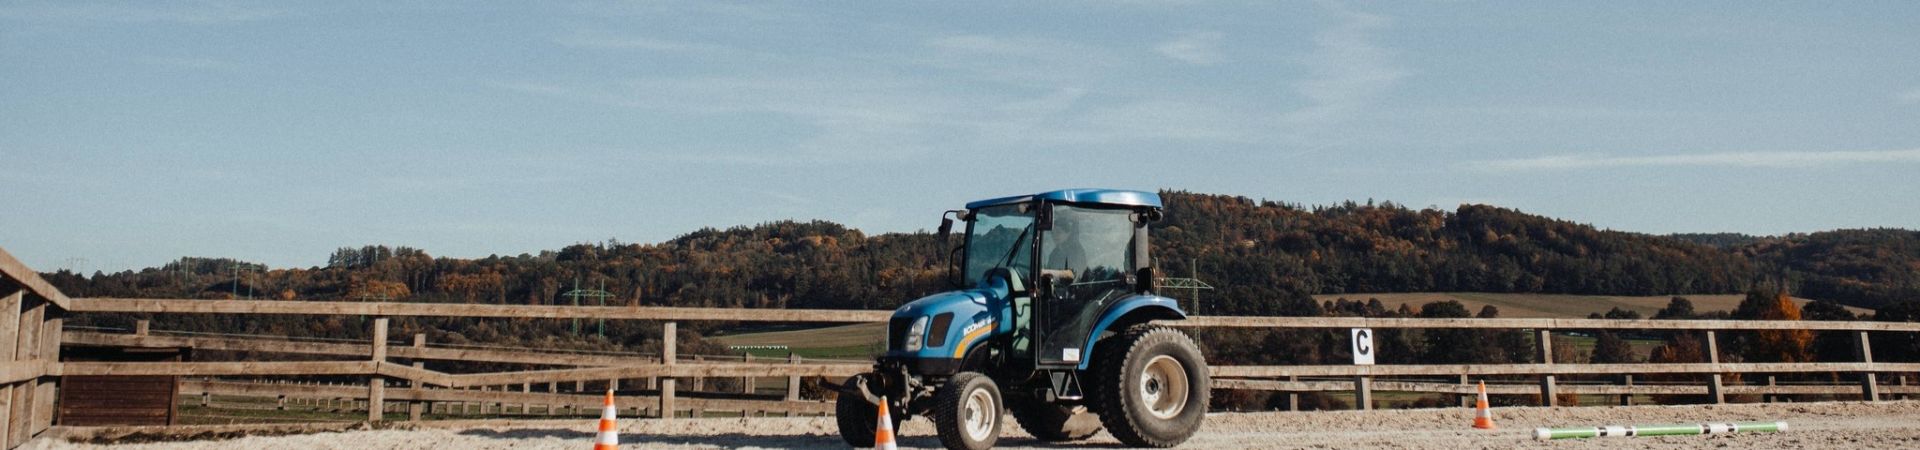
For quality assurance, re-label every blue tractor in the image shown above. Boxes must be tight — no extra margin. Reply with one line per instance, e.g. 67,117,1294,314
837,189,1209,449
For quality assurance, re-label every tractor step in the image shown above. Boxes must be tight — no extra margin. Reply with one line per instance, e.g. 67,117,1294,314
1048,370,1085,401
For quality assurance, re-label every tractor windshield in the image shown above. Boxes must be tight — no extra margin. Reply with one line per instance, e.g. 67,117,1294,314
963,203,1035,288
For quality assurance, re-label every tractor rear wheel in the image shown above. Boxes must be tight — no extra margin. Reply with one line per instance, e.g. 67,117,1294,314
1092,325,1209,448
933,372,1003,450
835,374,904,447
1006,394,1102,441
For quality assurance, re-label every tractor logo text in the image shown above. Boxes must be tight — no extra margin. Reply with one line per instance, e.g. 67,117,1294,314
962,319,992,336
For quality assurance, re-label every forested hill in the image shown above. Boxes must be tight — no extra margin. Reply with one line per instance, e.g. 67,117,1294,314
41,191,1919,317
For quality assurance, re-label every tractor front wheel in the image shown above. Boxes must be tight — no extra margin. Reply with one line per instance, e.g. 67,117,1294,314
836,374,905,447
933,372,1003,450
1092,325,1209,448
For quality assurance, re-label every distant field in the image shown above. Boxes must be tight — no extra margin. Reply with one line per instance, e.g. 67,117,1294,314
711,293,1872,361
708,322,886,361
1310,292,1874,319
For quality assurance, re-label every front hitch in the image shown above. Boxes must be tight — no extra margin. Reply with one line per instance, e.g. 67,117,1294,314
846,373,888,406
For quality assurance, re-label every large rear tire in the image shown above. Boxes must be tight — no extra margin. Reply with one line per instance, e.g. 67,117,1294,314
1092,325,1209,448
1006,394,1102,441
835,374,904,448
933,372,1003,450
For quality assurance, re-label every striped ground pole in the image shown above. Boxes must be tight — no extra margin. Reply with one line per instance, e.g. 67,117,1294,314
1533,421,1788,440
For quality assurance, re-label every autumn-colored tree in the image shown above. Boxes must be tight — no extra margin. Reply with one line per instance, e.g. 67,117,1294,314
1646,332,1709,404
347,277,411,301
1732,288,1812,363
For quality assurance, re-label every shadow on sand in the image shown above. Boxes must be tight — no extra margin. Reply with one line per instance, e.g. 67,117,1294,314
454,428,1121,448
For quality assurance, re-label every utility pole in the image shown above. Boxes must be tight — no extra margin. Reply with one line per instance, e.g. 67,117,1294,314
562,277,614,337
1156,258,1214,315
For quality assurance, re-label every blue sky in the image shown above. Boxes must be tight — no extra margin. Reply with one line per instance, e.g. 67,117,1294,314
3,1,1918,272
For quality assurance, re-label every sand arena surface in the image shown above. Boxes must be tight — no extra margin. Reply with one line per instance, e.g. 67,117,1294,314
25,400,1920,449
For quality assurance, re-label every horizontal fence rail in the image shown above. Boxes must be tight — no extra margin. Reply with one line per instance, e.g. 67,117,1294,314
69,298,889,323
55,297,1920,417
0,241,1896,448
73,298,1920,331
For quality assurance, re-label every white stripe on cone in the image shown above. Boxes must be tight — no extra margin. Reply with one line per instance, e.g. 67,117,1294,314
875,401,898,450
595,390,619,449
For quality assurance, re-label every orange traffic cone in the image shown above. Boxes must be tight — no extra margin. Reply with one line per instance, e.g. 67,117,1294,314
1472,381,1497,430
874,400,899,450
594,389,619,449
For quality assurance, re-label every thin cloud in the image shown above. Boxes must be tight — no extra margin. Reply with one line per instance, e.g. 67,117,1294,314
553,32,735,54
139,57,241,71
0,2,280,24
1281,3,1405,128
1155,31,1225,65
1899,87,1920,104
1473,149,1920,171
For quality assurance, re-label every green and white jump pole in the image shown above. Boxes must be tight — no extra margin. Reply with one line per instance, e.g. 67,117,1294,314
1532,421,1788,440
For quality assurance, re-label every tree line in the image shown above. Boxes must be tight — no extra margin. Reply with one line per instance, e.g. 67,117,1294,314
37,190,1920,376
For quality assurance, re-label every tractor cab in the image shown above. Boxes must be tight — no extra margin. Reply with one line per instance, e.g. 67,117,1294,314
953,189,1167,372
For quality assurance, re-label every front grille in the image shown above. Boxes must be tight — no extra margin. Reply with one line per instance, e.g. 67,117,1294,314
888,316,915,351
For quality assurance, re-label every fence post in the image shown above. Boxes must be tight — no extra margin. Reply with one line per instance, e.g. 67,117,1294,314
693,355,706,391
134,319,149,336
1457,374,1470,408
661,322,677,419
742,352,754,395
368,317,388,423
1621,374,1634,406
691,355,706,417
0,289,22,448
8,298,45,449
1857,331,1880,402
1704,330,1724,404
517,382,530,414
1536,329,1557,407
1765,375,1777,403
1291,376,1303,411
411,333,425,422
1353,376,1371,411
35,306,64,436
547,382,559,415
786,353,802,401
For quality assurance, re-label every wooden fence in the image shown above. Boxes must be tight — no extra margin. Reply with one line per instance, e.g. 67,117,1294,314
0,248,70,448
1,247,1918,447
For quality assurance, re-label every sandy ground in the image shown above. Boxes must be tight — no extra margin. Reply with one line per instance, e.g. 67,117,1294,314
25,400,1920,449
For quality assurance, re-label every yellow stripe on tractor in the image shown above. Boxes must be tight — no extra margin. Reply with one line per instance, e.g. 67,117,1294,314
952,321,995,358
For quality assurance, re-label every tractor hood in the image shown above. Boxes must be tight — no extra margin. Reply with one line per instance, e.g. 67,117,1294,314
883,287,1003,369
892,289,989,319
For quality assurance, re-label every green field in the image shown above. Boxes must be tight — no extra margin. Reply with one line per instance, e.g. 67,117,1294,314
1310,292,1872,318
708,322,887,361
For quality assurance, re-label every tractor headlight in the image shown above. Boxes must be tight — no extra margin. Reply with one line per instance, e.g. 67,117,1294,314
904,316,929,352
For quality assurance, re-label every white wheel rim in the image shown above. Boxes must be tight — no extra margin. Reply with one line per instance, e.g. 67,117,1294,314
964,387,997,442
1141,355,1189,419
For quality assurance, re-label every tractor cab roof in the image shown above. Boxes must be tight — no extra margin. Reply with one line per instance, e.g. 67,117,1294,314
964,188,1162,210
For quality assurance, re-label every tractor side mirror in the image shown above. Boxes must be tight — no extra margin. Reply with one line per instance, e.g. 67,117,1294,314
937,217,953,241
1134,267,1155,294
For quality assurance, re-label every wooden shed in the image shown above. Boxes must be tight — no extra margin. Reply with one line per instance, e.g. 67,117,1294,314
58,346,188,426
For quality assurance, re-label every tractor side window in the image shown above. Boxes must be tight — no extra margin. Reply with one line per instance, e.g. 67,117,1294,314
1037,205,1136,364
963,204,1035,288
